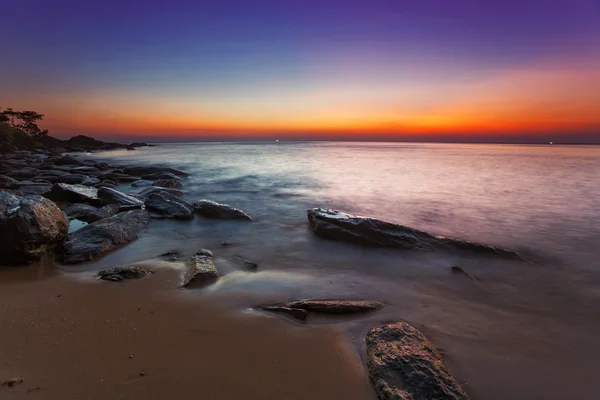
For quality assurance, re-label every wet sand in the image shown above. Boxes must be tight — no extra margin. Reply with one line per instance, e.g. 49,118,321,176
0,263,376,399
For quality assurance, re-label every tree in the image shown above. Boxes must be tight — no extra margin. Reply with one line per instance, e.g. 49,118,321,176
0,107,49,139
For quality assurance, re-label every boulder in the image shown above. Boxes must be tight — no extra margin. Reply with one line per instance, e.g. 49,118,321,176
193,200,252,221
6,167,39,180
98,266,153,281
0,174,18,189
307,208,522,259
141,172,181,181
65,203,119,223
55,173,88,184
152,178,182,189
124,166,188,177
286,299,384,314
366,322,469,400
182,249,218,287
145,192,193,219
60,209,150,264
97,187,144,209
0,191,69,265
54,155,84,166
131,180,153,187
45,183,102,205
138,186,184,199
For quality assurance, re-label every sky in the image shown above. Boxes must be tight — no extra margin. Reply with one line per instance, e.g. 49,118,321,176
1,0,599,142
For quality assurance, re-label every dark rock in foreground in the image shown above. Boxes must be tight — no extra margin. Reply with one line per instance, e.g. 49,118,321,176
98,266,153,281
308,208,522,259
45,183,102,205
193,200,252,220
259,306,308,321
0,191,69,265
97,187,144,210
182,249,218,287
65,203,119,223
287,299,384,314
145,192,193,219
60,209,150,264
367,322,469,400
0,174,18,189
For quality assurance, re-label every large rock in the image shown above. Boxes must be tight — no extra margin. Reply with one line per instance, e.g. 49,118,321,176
0,191,69,265
145,192,193,219
97,187,144,209
138,186,184,199
0,174,18,189
141,172,181,181
193,200,252,220
45,183,101,205
307,208,521,258
60,209,150,264
182,249,218,287
65,203,119,223
366,322,469,400
153,179,182,189
124,166,188,177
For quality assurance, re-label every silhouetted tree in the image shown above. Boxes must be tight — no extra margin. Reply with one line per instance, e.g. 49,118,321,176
0,108,48,139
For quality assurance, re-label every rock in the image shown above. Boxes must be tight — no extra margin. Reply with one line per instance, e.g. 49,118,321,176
131,180,153,187
193,200,252,220
0,191,69,265
126,145,136,151
60,209,150,264
258,306,308,321
145,192,193,219
55,173,89,184
70,166,101,174
45,183,102,205
97,187,144,209
124,166,188,177
65,203,119,223
152,178,182,189
235,255,258,270
104,173,138,183
138,186,184,200
0,174,18,189
182,249,218,287
6,167,39,179
307,208,522,259
286,300,384,314
98,266,153,281
130,142,148,147
141,172,181,181
450,266,476,280
81,177,101,186
54,155,84,166
366,322,469,400
15,183,52,196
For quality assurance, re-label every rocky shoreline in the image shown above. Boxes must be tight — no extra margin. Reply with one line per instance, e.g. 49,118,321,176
2,142,534,399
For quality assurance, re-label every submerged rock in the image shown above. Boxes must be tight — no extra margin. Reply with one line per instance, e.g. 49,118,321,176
145,192,193,219
98,266,153,281
307,208,522,259
97,187,144,209
193,200,252,220
182,249,218,287
367,322,469,400
137,186,184,200
60,209,150,264
0,191,69,265
65,203,119,223
45,183,102,205
152,178,182,189
258,306,308,321
286,299,384,314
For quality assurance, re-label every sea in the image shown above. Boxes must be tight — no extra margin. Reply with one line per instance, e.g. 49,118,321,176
76,141,600,399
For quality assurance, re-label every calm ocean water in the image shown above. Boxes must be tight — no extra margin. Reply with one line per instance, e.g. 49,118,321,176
83,141,600,399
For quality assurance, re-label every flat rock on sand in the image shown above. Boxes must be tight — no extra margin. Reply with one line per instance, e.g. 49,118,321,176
287,299,384,313
60,209,150,264
193,199,252,220
98,266,153,281
307,208,522,259
182,249,218,287
367,322,469,400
